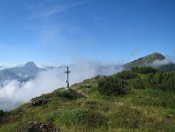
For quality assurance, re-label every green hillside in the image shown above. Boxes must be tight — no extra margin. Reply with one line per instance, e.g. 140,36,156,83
1,67,175,132
124,52,175,72
125,52,165,68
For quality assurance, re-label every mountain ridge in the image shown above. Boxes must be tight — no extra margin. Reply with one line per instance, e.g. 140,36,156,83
125,52,165,68
124,52,175,71
0,62,42,85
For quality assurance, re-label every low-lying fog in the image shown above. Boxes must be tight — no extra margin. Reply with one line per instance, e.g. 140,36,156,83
0,59,123,111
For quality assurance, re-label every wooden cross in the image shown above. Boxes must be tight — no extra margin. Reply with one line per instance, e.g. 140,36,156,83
65,67,70,88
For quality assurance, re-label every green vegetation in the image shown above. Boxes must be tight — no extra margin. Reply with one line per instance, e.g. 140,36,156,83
1,68,175,131
147,71,175,91
98,76,130,96
0,110,4,117
131,66,158,74
59,108,107,130
116,70,138,80
125,52,165,68
57,88,83,99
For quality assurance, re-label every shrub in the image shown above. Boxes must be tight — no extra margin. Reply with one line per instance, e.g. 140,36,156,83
0,109,4,117
58,89,82,99
59,109,107,129
0,109,4,124
94,75,102,79
80,111,107,129
109,106,144,128
147,71,175,91
98,76,130,96
59,109,85,127
45,111,60,122
129,78,145,89
116,70,138,80
131,66,158,74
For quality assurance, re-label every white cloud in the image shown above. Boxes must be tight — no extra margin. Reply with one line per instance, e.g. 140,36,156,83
0,70,63,111
149,59,171,68
28,1,89,19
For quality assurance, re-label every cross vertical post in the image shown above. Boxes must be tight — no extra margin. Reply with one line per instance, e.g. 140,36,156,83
65,67,70,88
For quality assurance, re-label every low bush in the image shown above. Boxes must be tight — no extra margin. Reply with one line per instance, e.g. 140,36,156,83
59,109,85,127
131,66,158,74
147,71,175,91
129,78,145,89
98,76,130,96
109,106,144,128
132,90,175,109
0,109,4,117
80,110,107,129
58,89,82,99
116,70,138,80
59,108,107,129
45,111,60,122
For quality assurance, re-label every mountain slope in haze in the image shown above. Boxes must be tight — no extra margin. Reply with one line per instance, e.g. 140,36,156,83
124,52,175,71
158,63,175,71
0,61,122,87
0,62,40,85
0,62,67,86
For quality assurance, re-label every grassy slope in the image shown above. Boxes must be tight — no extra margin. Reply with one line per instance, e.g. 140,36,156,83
0,75,175,132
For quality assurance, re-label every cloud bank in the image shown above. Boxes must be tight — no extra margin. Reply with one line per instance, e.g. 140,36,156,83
0,60,123,111
149,59,171,68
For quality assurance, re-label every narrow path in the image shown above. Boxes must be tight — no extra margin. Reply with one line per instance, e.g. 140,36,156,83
70,88,89,98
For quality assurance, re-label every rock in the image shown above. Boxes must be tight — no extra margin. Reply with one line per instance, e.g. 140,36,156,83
27,121,37,128
114,102,124,106
27,121,60,132
30,96,47,106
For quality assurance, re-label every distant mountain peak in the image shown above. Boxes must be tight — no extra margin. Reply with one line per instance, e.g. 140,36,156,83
144,52,165,60
150,52,163,55
24,61,36,66
125,52,166,68
23,61,38,70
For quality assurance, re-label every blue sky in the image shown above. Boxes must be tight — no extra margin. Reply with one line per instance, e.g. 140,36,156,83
0,0,175,64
